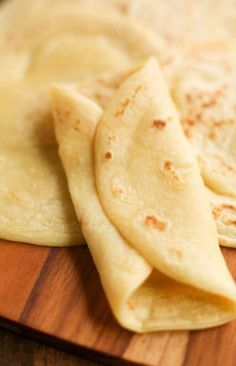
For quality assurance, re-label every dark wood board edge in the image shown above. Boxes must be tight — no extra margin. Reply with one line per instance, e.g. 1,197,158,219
0,316,146,366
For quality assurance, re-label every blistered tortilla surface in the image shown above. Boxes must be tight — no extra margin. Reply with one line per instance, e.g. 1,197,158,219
51,61,236,332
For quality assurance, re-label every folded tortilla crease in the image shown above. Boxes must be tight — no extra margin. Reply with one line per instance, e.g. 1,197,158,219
95,58,236,298
51,59,236,332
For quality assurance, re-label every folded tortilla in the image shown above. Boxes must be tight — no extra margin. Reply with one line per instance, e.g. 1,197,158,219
0,0,160,246
51,59,236,332
132,1,236,248
113,0,236,247
69,51,236,249
82,0,235,247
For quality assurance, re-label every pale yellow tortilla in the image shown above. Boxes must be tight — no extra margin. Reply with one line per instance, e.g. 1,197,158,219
74,48,236,249
53,0,236,248
173,40,236,198
1,0,235,247
51,62,236,332
207,189,236,248
172,40,236,247
121,0,236,247
85,1,236,250
0,0,160,246
95,58,236,296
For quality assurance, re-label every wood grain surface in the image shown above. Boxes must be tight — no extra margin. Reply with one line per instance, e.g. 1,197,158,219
0,239,236,366
0,328,100,366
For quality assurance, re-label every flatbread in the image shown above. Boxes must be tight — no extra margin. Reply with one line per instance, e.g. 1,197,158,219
130,1,234,39
172,40,236,247
121,0,236,247
74,43,236,249
0,0,160,246
207,189,236,248
51,61,236,332
95,58,235,295
50,0,236,248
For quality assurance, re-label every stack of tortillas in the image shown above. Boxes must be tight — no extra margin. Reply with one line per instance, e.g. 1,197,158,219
1,0,236,332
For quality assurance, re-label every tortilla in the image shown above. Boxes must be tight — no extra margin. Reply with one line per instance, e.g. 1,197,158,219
117,0,236,247
0,0,160,246
57,50,236,250
172,39,236,247
95,57,235,294
62,0,236,248
207,189,236,248
51,62,236,332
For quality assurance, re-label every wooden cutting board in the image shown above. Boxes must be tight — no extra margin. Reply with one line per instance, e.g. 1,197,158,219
0,239,235,366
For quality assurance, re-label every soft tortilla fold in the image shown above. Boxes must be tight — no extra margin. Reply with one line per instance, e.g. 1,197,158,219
0,0,160,246
95,58,235,297
75,58,236,249
51,59,236,332
120,0,236,247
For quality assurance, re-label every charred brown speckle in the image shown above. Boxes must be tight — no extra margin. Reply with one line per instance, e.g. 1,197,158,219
144,215,166,230
152,119,166,129
114,85,142,117
181,85,232,140
169,248,183,259
163,160,173,171
105,151,113,159
213,204,236,220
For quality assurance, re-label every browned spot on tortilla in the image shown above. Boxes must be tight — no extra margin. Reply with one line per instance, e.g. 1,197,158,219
105,151,112,159
117,2,128,14
208,130,217,140
54,108,70,124
181,112,202,127
114,99,131,117
213,204,236,220
162,161,183,182
170,248,183,259
114,85,142,117
153,119,166,129
144,215,166,230
163,160,173,171
222,204,236,210
181,85,232,140
206,118,236,141
185,86,227,110
224,219,236,226
183,126,193,138
112,186,123,196
212,207,221,219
